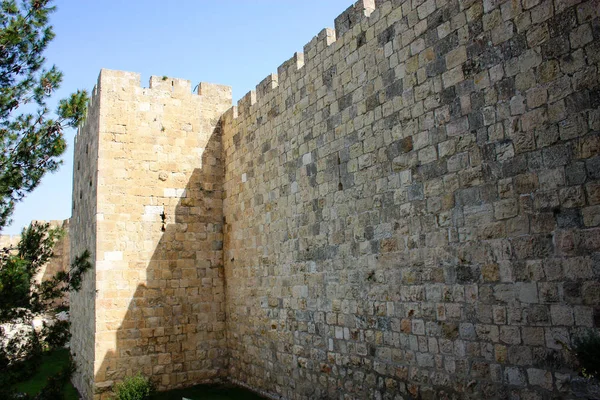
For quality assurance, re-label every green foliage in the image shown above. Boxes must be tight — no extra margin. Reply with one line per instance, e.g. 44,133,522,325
0,222,92,392
33,352,75,400
6,349,78,400
573,330,600,380
0,326,42,386
57,89,88,127
0,222,62,320
0,222,91,325
0,0,89,227
0,0,91,396
40,319,70,349
114,374,154,400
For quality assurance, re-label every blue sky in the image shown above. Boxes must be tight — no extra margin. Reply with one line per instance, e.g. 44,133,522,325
4,0,353,234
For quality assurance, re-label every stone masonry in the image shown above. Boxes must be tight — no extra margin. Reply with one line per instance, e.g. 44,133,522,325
70,71,231,398
71,0,600,398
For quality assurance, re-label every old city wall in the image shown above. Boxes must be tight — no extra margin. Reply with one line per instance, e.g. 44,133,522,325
221,0,600,398
70,78,101,399
44,220,71,290
70,70,232,399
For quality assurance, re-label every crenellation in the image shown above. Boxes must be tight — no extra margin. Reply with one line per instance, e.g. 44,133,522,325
149,75,193,97
303,28,337,66
69,0,600,398
77,84,100,136
71,66,232,399
222,106,238,124
98,69,141,92
256,73,279,99
197,82,232,102
334,0,377,38
236,90,257,118
276,52,305,83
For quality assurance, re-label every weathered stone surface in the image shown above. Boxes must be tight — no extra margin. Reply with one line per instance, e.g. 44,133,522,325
72,0,600,398
71,70,231,399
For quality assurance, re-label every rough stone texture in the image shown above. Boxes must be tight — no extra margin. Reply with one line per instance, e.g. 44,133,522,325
70,79,101,400
72,0,600,398
220,0,600,398
70,70,232,399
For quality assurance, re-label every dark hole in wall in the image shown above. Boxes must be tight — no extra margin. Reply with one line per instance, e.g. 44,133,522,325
337,152,343,191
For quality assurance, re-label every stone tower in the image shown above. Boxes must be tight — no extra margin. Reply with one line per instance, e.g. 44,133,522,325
70,69,231,399
71,0,600,398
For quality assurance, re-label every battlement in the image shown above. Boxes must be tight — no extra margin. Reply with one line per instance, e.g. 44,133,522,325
0,219,69,241
70,64,231,399
198,82,232,103
71,0,600,398
334,0,375,37
76,69,232,145
276,52,305,82
97,68,212,97
76,79,99,139
149,75,191,93
86,68,231,99
230,0,380,121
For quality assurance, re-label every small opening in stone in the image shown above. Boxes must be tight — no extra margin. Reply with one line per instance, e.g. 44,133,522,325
337,152,343,191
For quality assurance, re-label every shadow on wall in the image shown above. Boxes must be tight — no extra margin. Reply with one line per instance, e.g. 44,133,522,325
92,123,228,398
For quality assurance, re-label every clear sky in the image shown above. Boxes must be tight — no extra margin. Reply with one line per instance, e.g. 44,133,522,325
4,0,353,234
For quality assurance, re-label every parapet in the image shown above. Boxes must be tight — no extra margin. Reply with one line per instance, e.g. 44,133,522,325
302,28,337,65
96,69,231,100
228,0,382,122
149,75,192,94
198,82,233,106
0,219,69,248
78,1,385,128
256,74,278,98
237,90,257,117
334,0,375,37
222,106,238,125
99,69,142,91
76,69,232,139
276,52,305,83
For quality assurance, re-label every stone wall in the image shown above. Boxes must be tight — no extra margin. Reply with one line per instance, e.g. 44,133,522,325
221,0,600,398
45,220,71,291
71,78,102,400
70,69,232,399
71,0,600,397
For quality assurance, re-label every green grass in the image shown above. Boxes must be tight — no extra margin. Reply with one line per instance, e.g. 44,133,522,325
11,349,261,400
12,348,79,400
150,383,265,400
